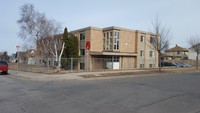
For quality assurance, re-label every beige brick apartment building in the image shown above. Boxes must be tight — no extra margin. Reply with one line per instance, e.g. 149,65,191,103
70,26,158,70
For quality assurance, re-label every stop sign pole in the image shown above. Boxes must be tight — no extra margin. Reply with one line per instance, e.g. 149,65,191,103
86,41,90,72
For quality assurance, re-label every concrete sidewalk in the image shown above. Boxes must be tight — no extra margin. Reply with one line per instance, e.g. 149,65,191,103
8,70,83,81
8,69,148,81
9,68,198,81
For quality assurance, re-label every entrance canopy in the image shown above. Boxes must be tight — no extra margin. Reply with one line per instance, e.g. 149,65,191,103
90,51,137,56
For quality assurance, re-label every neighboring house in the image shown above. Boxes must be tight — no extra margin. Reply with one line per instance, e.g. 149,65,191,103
164,45,188,60
26,50,37,65
188,49,199,60
9,54,16,62
15,51,27,63
188,43,200,60
70,26,158,70
15,50,37,65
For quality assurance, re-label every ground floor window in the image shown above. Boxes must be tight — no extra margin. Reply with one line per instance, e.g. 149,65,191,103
80,49,85,56
140,64,144,68
114,56,119,62
80,63,85,70
149,64,155,68
105,56,120,69
105,56,119,62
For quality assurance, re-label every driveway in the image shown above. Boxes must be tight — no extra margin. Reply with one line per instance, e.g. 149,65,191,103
1,72,200,113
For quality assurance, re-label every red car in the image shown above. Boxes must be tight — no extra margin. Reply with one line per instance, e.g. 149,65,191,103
0,61,8,74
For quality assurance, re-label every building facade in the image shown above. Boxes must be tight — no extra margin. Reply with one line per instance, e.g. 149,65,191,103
71,26,158,70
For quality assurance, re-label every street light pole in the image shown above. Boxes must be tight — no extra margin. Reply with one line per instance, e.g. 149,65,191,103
16,45,20,70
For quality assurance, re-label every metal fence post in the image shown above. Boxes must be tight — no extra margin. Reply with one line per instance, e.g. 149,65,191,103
47,57,49,74
112,56,114,69
25,59,27,72
17,52,19,71
71,57,73,71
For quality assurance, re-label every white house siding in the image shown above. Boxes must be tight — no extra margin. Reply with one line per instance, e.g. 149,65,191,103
188,49,200,60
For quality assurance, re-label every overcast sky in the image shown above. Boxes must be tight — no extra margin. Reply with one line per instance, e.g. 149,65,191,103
1,0,200,55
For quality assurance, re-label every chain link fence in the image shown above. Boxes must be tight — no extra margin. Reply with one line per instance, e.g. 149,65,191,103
11,57,137,73
10,57,198,74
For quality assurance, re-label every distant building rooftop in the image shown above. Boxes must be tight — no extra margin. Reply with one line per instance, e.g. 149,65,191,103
165,45,188,52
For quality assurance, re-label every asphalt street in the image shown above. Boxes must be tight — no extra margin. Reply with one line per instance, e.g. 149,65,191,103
1,72,200,113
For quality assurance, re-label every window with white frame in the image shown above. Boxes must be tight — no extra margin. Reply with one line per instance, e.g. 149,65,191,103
114,31,119,50
140,50,144,57
149,51,155,57
141,34,145,42
103,31,117,51
103,32,111,50
80,32,85,40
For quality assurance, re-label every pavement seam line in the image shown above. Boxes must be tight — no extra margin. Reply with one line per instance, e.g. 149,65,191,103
135,93,185,110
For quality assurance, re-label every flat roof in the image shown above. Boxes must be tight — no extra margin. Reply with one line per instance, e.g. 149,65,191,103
70,26,155,35
70,26,102,33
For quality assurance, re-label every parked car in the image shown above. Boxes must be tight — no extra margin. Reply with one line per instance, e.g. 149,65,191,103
175,62,185,67
176,62,192,67
0,61,8,74
161,62,179,67
182,63,192,67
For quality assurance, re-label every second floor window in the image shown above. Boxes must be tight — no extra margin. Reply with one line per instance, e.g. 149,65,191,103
150,36,155,43
80,33,85,40
114,31,120,50
140,50,144,57
141,34,145,42
110,32,113,37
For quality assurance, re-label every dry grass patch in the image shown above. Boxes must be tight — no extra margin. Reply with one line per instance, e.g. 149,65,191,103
79,68,200,78
79,74,97,78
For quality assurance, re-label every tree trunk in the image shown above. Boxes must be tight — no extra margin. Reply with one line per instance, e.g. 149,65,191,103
54,42,58,69
158,53,161,72
58,42,65,71
196,53,199,69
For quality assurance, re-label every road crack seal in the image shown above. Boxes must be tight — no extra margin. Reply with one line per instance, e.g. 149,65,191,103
136,93,185,110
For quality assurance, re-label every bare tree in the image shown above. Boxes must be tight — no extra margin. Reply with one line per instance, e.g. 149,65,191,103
17,4,64,70
188,35,200,69
18,4,50,57
150,16,173,71
21,37,35,51
0,51,9,61
36,20,65,71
